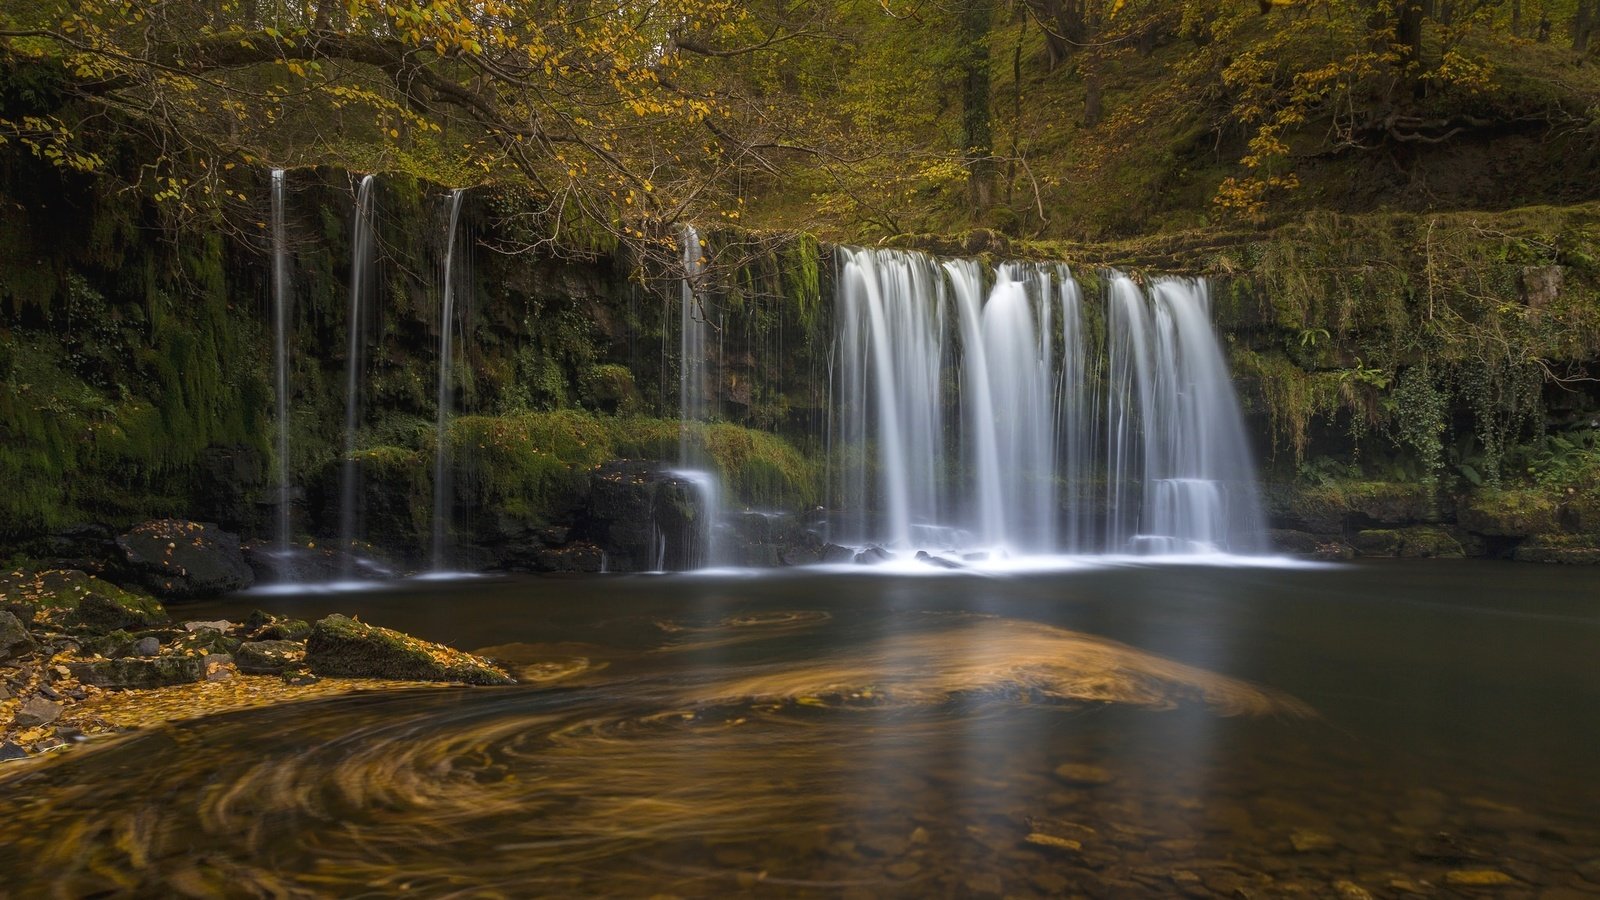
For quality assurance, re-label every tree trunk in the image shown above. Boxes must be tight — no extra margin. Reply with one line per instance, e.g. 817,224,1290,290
1576,0,1597,52
1395,0,1425,69
959,0,997,211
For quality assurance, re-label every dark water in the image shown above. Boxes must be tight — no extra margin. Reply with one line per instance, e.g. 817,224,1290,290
2,561,1598,896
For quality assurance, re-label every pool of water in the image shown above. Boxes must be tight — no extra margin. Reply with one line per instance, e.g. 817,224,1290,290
2,560,1597,896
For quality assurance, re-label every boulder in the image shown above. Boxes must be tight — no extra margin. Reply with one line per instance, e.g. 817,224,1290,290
585,461,712,572
116,519,253,599
235,640,306,675
0,569,166,630
0,611,34,661
1458,490,1559,537
304,614,513,684
244,610,312,641
1352,527,1464,559
15,696,63,727
75,591,165,631
1512,534,1600,565
68,656,205,690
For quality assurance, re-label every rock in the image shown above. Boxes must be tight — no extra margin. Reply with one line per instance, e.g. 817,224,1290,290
235,640,306,675
585,461,712,572
1053,763,1115,786
0,684,10,700
134,636,161,657
37,683,61,701
15,696,63,727
171,629,240,657
116,519,253,599
1352,526,1464,558
0,741,27,762
1513,534,1600,565
963,873,1003,895
240,541,396,586
855,546,894,565
184,620,235,633
914,550,963,569
282,669,320,686
304,615,513,684
1290,829,1336,853
886,861,921,879
0,569,166,631
1269,529,1324,555
819,543,856,564
244,610,312,641
1446,870,1516,886
68,656,205,690
1334,881,1374,899
0,611,35,661
1459,490,1560,537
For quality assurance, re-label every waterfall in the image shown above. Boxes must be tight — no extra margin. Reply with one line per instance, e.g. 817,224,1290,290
676,226,718,567
338,175,377,573
830,249,1265,559
270,169,292,573
431,188,466,570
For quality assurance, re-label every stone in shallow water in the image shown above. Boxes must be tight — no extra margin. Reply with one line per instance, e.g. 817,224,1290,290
68,656,204,690
1290,829,1337,853
0,740,26,762
1054,763,1114,786
1024,832,1082,854
1334,880,1375,899
235,640,305,675
1446,869,1516,886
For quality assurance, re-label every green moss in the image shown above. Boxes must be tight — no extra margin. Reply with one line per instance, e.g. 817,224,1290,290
304,613,513,684
0,568,167,626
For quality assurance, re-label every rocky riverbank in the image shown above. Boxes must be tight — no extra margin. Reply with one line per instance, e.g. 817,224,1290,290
0,568,514,764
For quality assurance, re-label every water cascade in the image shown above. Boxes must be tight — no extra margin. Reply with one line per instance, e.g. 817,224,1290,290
430,188,467,569
337,175,377,573
831,247,1264,559
675,226,718,567
269,169,292,571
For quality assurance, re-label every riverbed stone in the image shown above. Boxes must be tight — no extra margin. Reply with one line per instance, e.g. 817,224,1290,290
1447,869,1517,886
0,610,34,660
68,656,205,689
235,640,305,675
0,740,26,761
15,696,63,726
305,614,513,684
1054,763,1115,786
116,519,253,599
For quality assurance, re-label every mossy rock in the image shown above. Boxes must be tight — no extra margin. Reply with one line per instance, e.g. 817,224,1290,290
116,519,254,600
304,614,513,684
1288,482,1432,533
1352,526,1465,559
0,610,34,661
0,569,167,630
244,610,312,641
68,656,206,690
1459,489,1559,537
235,640,306,675
1511,534,1600,565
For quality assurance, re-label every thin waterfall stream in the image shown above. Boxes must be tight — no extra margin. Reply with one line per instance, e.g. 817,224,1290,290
337,175,377,576
269,169,292,573
430,188,466,570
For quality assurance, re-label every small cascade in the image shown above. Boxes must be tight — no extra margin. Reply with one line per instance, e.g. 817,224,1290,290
337,175,377,574
830,248,1265,559
676,226,720,566
269,169,292,572
430,188,467,570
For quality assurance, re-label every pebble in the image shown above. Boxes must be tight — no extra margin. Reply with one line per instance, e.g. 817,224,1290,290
135,636,161,656
1334,880,1375,899
964,873,1003,895
0,741,26,762
1025,832,1083,854
886,861,921,878
1446,870,1517,886
1291,829,1337,853
0,684,10,700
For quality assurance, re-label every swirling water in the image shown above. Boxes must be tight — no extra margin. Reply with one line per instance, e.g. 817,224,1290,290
2,562,1598,896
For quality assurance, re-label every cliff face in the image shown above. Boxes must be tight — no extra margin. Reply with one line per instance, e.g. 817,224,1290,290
3,156,1598,566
